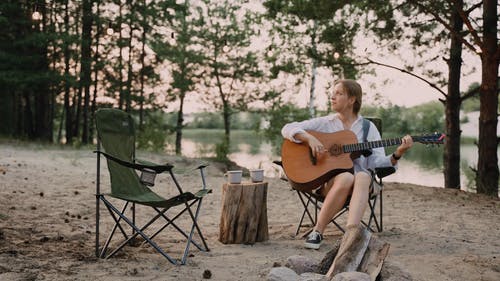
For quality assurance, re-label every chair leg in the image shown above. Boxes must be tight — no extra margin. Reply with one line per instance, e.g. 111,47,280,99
295,191,318,236
110,210,176,261
147,201,196,241
363,197,378,233
150,202,207,252
99,199,130,258
95,194,100,258
371,196,381,232
331,207,348,233
99,197,178,264
379,190,383,231
364,192,385,233
181,197,210,265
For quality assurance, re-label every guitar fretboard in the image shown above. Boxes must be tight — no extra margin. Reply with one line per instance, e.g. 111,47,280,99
343,138,403,153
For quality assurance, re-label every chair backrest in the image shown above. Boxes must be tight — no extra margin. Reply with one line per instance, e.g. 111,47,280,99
95,108,149,198
365,117,382,137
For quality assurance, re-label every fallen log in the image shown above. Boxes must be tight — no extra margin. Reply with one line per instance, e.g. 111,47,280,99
325,225,390,281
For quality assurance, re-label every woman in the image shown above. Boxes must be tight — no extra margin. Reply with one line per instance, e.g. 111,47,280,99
281,79,413,249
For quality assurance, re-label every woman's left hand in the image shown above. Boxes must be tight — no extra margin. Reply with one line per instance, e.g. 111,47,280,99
396,134,413,155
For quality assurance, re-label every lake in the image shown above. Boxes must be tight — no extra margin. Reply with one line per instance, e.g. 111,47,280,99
172,129,493,192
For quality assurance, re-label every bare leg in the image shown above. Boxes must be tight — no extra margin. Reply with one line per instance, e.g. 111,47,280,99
346,171,371,227
315,172,354,234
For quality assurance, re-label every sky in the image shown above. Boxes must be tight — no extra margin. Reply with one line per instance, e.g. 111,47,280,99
177,1,485,114
276,35,484,112
182,48,483,113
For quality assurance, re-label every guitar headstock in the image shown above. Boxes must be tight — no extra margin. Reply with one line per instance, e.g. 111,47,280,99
413,133,445,145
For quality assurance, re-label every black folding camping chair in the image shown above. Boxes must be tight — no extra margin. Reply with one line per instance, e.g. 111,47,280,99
275,117,395,236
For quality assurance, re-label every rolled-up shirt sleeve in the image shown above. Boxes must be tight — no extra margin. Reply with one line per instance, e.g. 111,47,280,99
281,122,307,143
281,116,331,143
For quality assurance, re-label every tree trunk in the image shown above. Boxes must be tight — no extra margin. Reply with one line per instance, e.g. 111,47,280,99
34,87,51,141
175,93,185,155
125,0,134,112
63,0,73,144
219,182,269,244
23,92,35,139
443,0,463,189
118,2,124,110
80,0,93,144
90,0,101,142
16,93,23,137
0,92,15,136
33,3,52,142
476,0,499,196
223,101,231,144
72,7,82,141
125,33,133,113
138,0,146,130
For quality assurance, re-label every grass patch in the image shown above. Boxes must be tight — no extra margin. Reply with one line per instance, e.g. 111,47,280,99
460,136,477,145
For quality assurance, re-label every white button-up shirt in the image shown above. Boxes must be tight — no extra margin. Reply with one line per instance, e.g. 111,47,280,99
281,113,395,173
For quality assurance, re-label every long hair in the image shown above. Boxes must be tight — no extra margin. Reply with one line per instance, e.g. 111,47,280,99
335,79,362,114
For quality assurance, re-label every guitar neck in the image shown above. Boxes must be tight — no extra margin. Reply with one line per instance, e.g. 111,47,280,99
343,137,404,153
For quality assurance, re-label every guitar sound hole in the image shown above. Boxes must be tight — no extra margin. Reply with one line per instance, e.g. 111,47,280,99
329,144,342,156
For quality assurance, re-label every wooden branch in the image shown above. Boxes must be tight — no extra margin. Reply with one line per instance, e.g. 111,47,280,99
359,237,391,281
325,225,390,281
364,58,447,99
460,84,480,102
450,0,483,49
326,225,372,278
465,2,482,15
407,1,478,54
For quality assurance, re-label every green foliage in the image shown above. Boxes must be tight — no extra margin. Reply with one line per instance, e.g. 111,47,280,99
187,112,224,129
460,82,481,113
461,92,480,114
364,101,444,137
405,102,444,134
263,0,401,78
461,97,480,113
0,1,61,140
461,160,476,193
185,111,261,130
195,0,265,112
400,143,443,171
215,138,230,162
262,99,310,152
135,110,171,151
179,0,267,159
230,112,262,130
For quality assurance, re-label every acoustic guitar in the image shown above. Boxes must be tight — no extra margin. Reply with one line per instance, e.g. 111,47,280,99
281,130,445,191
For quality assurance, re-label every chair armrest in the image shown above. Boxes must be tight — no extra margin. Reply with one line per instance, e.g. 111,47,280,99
374,166,396,179
168,163,210,174
94,151,174,173
136,158,161,167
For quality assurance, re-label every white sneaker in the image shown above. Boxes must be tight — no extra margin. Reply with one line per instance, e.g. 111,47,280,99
304,230,323,250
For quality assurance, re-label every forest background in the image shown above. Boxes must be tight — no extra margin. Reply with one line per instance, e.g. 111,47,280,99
0,0,498,196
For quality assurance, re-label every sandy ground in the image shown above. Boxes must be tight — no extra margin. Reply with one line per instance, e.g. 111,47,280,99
0,142,499,281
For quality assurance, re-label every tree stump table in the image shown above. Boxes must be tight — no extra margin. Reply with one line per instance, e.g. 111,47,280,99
219,181,269,244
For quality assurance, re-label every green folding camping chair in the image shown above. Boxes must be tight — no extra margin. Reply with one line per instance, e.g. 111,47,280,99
94,108,211,265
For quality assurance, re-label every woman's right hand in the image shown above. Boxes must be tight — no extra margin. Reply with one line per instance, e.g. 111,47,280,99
305,134,326,157
294,132,326,157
